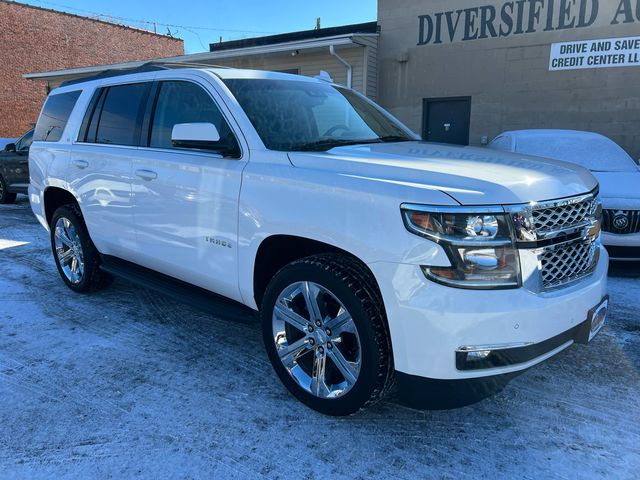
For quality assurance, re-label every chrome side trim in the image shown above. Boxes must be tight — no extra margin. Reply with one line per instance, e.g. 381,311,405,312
456,342,535,353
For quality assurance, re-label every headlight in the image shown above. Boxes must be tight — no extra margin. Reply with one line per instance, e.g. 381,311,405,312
401,205,521,289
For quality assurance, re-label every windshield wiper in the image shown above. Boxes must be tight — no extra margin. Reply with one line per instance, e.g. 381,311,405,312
377,135,413,143
292,138,381,152
292,135,413,152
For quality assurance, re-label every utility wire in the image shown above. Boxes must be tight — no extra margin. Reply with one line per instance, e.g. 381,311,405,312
19,0,276,35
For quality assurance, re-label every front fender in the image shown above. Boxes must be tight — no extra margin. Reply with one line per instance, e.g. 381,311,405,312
237,161,455,308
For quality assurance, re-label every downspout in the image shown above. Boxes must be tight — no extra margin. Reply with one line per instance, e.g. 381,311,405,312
329,45,352,88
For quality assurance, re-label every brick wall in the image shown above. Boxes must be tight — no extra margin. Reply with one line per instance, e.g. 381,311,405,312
0,0,184,137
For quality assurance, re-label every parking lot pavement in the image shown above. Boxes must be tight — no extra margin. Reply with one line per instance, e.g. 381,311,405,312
0,196,638,479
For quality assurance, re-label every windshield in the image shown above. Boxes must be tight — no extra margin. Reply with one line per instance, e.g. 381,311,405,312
516,135,638,172
223,78,414,151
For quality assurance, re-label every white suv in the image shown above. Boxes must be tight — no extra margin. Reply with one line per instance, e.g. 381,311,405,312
29,65,609,415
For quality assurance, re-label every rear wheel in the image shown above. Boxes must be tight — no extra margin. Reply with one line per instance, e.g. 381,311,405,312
50,205,111,292
261,253,394,416
0,175,17,204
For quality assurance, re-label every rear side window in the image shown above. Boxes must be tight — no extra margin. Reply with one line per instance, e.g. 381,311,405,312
81,82,150,146
34,91,81,142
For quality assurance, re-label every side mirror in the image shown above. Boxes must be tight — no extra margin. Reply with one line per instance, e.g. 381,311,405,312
4,143,16,153
171,122,220,150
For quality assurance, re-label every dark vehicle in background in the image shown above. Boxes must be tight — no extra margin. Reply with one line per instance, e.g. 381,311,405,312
0,129,33,203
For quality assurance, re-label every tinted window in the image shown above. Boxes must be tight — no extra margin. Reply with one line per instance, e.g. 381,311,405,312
16,130,34,151
34,91,81,142
223,79,412,151
95,83,150,146
149,81,238,155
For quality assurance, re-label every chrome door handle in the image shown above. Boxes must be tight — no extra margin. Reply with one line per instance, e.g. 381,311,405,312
135,169,158,181
73,159,89,169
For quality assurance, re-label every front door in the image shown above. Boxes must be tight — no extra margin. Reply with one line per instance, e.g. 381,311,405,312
0,129,33,191
423,97,471,146
130,78,246,303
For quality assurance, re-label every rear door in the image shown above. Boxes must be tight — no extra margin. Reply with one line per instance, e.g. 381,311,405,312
70,81,151,258
129,77,246,302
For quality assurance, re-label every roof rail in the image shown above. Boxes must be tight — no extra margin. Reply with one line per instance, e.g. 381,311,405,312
59,61,230,88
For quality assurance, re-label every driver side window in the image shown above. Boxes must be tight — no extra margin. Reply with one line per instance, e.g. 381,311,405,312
149,81,239,156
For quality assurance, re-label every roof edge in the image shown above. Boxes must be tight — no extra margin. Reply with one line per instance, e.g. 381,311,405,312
209,21,378,52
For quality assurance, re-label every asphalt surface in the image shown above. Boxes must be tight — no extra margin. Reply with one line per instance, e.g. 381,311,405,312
1,196,639,479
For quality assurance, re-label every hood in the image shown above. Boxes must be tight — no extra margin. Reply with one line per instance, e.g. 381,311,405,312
591,170,640,209
288,142,597,205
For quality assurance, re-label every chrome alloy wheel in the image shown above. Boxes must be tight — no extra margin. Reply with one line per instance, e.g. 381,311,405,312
272,281,362,399
54,217,85,284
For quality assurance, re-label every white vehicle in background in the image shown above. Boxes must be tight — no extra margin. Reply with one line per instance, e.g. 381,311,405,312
489,130,640,261
29,65,609,415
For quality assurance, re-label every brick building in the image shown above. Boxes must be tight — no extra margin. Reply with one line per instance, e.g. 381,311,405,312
0,0,183,137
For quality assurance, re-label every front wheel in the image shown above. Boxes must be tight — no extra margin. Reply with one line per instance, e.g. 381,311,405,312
261,254,394,416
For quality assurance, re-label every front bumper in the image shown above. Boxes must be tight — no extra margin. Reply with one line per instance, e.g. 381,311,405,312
602,232,640,260
369,245,609,383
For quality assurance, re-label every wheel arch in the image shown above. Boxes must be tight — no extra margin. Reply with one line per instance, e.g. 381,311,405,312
43,186,79,227
252,234,384,311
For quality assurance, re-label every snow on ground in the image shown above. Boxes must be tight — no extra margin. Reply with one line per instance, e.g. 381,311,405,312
0,196,638,479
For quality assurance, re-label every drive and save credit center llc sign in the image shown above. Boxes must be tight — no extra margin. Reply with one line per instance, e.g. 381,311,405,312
550,36,640,70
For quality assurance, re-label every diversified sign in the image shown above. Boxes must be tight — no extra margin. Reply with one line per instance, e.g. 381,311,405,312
549,36,640,70
417,0,640,45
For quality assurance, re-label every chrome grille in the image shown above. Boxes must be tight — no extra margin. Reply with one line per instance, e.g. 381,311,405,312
602,209,640,234
506,191,601,290
540,241,598,288
532,197,596,234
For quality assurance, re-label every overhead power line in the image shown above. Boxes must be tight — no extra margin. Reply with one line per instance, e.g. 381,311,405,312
20,0,276,35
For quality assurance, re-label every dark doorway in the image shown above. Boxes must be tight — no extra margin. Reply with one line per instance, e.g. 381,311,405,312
422,97,471,145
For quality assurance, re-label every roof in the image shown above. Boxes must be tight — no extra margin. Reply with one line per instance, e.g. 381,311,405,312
209,22,378,52
54,63,320,89
1,0,181,41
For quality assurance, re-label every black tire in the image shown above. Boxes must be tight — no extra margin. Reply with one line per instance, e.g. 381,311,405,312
0,175,17,204
261,253,394,416
50,204,112,293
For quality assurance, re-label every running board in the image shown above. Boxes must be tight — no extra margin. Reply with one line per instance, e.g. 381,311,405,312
99,255,257,324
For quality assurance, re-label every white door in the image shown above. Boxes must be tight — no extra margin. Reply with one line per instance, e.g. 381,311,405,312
129,79,246,302
70,81,152,258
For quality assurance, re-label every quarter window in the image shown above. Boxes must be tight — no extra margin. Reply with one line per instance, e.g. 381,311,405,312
34,91,81,142
94,82,150,146
149,81,239,156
